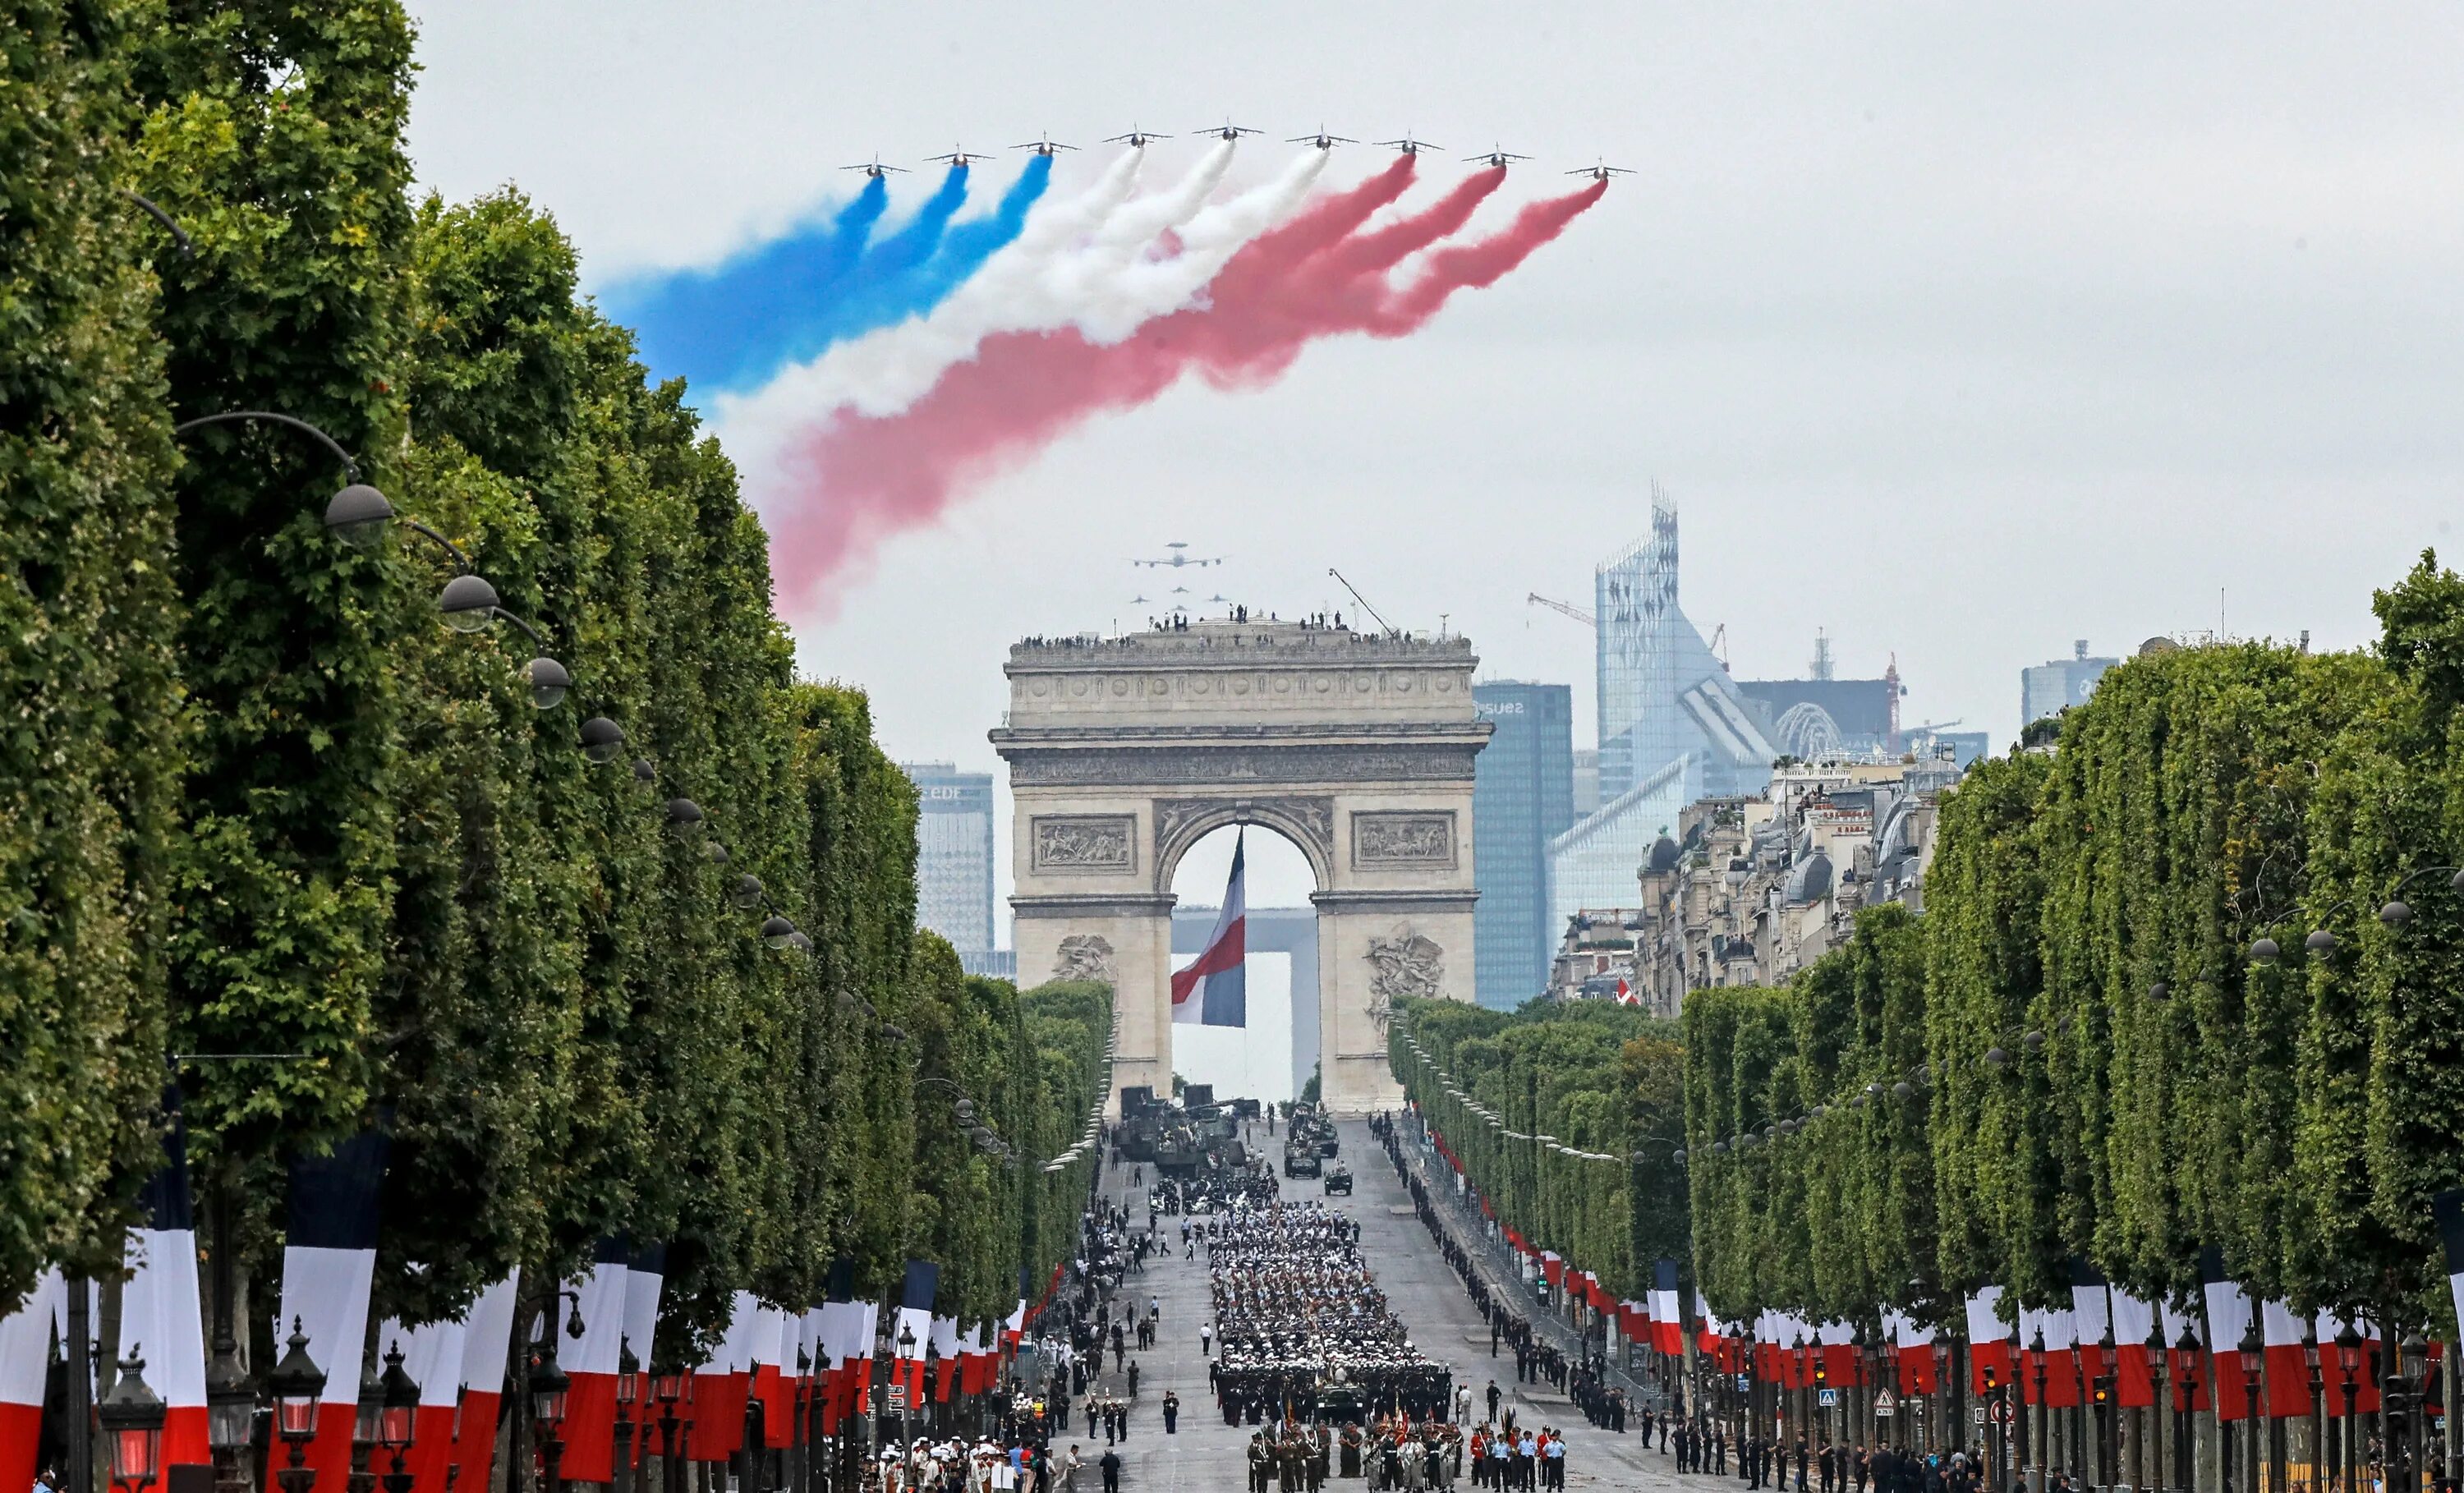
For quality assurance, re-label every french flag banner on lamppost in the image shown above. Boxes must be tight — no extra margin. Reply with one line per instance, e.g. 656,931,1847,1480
2070,1261,2112,1409
752,1299,797,1450
2109,1286,2159,1408
1965,1286,2013,1395
450,1272,521,1493
122,1092,210,1471
621,1243,666,1470
1651,1260,1683,1356
2200,1247,2259,1422
894,1261,940,1403
2159,1296,2210,1413
268,1127,389,1493
557,1238,634,1482
0,1270,66,1493
931,1315,963,1402
1170,831,1247,1027
370,1307,462,1493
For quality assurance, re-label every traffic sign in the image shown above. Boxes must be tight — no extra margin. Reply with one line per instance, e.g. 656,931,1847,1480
1737,1374,1751,1392
1874,1390,1897,1412
1876,1405,1894,1418
1972,1407,1988,1425
887,1385,908,1412
1818,1389,1840,1408
1988,1399,2014,1426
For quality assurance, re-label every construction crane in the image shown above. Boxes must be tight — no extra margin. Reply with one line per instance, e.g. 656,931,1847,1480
1526,592,1594,627
1707,622,1729,673
1326,568,1396,635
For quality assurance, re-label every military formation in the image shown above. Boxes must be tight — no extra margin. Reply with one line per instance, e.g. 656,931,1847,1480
1203,1201,1455,1425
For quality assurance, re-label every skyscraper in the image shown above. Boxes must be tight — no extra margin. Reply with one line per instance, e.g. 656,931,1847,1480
2022,641,2120,728
899,762,996,963
1473,682,1575,1008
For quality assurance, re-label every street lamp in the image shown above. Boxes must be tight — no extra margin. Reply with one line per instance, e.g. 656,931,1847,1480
2174,1323,2201,1493
265,1318,329,1493
531,1332,572,1493
2303,1321,2323,1493
99,1353,169,1493
2238,1317,2263,1493
897,1321,919,1455
2334,1323,2361,1493
376,1344,421,1493
614,1339,641,1493
654,1372,692,1493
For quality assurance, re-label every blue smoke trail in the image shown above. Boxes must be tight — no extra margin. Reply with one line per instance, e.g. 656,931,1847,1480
609,158,1055,400
608,175,890,393
901,152,1055,309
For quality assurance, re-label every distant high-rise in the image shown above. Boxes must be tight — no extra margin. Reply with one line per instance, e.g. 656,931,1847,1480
1473,682,1575,1008
2021,641,2119,728
899,762,996,962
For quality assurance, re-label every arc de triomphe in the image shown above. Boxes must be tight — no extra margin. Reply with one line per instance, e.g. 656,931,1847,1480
991,621,1491,1114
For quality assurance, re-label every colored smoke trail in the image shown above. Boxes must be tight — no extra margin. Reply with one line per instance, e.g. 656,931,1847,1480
750,145,1332,426
609,174,889,393
770,171,1607,611
609,158,1052,397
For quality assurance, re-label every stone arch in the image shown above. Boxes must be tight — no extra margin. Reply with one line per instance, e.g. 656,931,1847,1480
1151,796,1335,895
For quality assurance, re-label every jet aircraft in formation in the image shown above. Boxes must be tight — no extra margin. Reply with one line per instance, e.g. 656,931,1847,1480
849,130,1627,183
1133,542,1224,571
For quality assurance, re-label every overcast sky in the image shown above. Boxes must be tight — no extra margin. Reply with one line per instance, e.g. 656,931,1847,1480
404,1,2463,912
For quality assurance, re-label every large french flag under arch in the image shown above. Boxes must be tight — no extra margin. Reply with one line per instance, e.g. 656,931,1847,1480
1171,831,1246,1027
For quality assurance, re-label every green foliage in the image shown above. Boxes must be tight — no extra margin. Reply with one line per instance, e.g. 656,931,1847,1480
1391,999,1680,1300
0,0,185,1295
1693,604,2464,1337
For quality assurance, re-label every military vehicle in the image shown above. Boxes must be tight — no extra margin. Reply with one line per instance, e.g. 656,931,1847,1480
1284,1142,1322,1179
1322,1162,1353,1196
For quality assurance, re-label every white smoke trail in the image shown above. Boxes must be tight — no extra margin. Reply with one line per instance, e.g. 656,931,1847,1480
724,146,1330,427
715,146,1146,501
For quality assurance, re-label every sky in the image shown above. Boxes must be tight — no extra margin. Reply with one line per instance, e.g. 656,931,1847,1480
402,0,2464,916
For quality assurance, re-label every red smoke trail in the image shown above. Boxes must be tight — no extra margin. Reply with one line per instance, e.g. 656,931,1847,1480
772,171,1608,609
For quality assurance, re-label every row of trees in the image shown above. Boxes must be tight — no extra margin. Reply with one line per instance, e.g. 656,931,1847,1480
2,0,1109,1364
1386,1000,1686,1301
1687,560,2464,1337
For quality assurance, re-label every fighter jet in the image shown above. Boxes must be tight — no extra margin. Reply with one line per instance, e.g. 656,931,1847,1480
1287,126,1357,150
840,155,909,178
1567,159,1636,182
1377,134,1444,157
1464,145,1533,168
1105,125,1172,149
1014,134,1077,156
1199,118,1262,142
1133,542,1225,570
926,146,991,167
1131,595,1152,605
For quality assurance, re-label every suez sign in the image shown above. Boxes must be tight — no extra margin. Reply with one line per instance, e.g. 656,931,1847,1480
1473,701,1526,719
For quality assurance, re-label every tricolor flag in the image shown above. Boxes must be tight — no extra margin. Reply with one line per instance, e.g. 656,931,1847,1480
1651,1261,1684,1355
1614,976,1639,1008
1170,831,1246,1027
1893,1311,1938,1394
2200,1247,2259,1422
894,1261,940,1401
450,1273,521,1493
1965,1286,2014,1394
2071,1261,2112,1409
268,1128,389,1493
751,1300,797,1449
122,1093,209,1470
370,1307,462,1493
930,1314,962,1403
559,1238,634,1482
688,1294,758,1463
1,1270,66,1493
621,1244,665,1469
2109,1286,2159,1408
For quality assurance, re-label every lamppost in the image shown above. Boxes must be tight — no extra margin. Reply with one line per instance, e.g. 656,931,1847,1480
2031,1329,2049,1493
2239,1317,2264,1493
350,1355,385,1493
205,1294,257,1493
2094,1323,2116,1493
2140,1320,2164,1493
897,1321,918,1459
532,1326,573,1493
2304,1322,2323,1493
2173,1323,2201,1493
654,1371,691,1493
266,1318,329,1493
614,1339,641,1493
2398,1330,2429,1493
375,1344,421,1493
99,1353,170,1493
2334,1324,2361,1493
